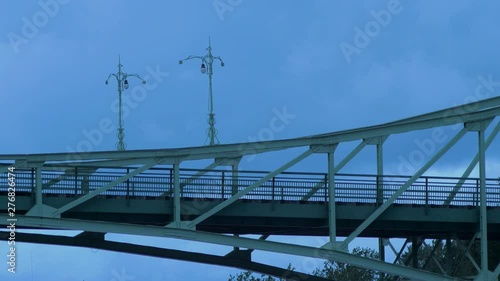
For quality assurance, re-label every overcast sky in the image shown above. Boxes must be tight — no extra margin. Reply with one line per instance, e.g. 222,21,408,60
1,0,500,280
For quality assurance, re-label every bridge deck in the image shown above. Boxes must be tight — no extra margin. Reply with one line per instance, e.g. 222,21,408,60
1,166,500,239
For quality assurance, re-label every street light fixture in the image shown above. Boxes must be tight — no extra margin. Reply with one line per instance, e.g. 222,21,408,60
179,37,225,146
105,55,146,151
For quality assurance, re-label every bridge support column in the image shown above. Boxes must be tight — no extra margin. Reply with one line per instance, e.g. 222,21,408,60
465,119,493,280
315,144,339,250
302,140,369,201
173,163,181,227
368,136,388,263
445,121,500,205
479,126,488,278
26,162,59,217
213,157,241,196
327,148,336,247
340,128,467,249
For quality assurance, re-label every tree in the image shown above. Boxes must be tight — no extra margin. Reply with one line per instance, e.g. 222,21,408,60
228,242,500,281
399,239,500,280
227,247,380,281
312,247,380,281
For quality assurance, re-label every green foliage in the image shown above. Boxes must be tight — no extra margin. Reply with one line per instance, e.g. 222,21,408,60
228,242,500,281
400,239,500,280
312,247,380,281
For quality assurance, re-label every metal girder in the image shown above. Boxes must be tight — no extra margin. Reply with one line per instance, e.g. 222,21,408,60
468,252,481,273
327,150,336,247
492,263,500,281
466,119,494,132
215,157,242,166
46,157,178,167
479,126,488,275
161,159,223,197
376,139,385,260
0,166,11,174
248,234,270,254
24,165,54,217
366,135,388,145
389,239,407,265
421,240,442,271
14,159,43,168
341,128,468,248
301,179,327,201
50,161,159,217
5,215,465,281
74,231,105,240
227,234,271,257
0,232,329,281
186,149,316,229
388,96,500,125
453,233,480,276
302,140,366,201
41,167,97,189
1,100,499,164
445,121,500,205
421,240,446,275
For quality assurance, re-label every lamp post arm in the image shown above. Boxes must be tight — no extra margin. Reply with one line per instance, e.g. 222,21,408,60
179,55,204,63
105,73,119,83
214,56,224,66
126,73,147,83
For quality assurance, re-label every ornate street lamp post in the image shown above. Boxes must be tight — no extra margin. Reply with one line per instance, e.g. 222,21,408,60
179,38,225,146
105,56,146,151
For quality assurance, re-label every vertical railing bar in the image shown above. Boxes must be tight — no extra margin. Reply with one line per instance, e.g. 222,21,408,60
222,171,225,200
169,168,173,197
476,179,479,207
425,177,429,215
74,167,78,195
281,179,284,201
126,168,130,198
272,176,276,202
425,177,429,205
324,174,328,203
31,168,35,196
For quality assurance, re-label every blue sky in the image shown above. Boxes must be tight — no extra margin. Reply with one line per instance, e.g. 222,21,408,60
1,0,500,280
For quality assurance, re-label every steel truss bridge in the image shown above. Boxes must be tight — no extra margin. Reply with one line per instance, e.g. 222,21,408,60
2,97,500,280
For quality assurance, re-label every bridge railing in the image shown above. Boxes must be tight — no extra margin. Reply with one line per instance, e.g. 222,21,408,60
1,166,499,207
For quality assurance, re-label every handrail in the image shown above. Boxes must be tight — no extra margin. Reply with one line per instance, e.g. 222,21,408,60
1,164,498,182
1,167,498,207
